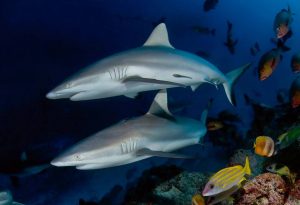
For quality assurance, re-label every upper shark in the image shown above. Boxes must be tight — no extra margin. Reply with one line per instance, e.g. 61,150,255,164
51,90,208,170
46,23,250,105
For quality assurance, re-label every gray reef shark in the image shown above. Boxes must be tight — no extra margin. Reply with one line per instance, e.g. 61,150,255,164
51,90,208,170
46,23,251,105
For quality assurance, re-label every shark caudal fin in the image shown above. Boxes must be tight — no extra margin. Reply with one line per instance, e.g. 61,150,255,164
223,63,251,105
200,98,212,125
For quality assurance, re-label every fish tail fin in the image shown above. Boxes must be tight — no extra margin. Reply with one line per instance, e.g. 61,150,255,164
223,63,251,105
244,156,251,176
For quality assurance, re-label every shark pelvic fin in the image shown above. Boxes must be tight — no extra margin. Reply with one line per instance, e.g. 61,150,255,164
124,93,139,99
190,83,203,91
143,23,174,48
136,148,192,159
147,89,174,120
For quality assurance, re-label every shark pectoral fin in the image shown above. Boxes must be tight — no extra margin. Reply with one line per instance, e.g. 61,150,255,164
136,148,192,159
143,23,174,48
190,83,203,91
124,93,139,99
123,75,186,87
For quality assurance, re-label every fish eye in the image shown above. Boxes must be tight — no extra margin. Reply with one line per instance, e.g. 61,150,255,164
74,155,81,161
210,184,214,189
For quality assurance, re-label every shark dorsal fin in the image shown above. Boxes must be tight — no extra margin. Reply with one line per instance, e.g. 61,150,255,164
147,89,173,118
143,23,174,48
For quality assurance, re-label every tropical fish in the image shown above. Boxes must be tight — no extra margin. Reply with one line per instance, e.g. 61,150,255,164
266,163,296,183
253,136,275,157
202,157,251,196
51,90,209,170
224,21,238,55
0,190,24,205
257,41,289,81
203,0,219,12
207,120,224,131
250,42,260,56
290,76,300,108
273,6,293,39
291,53,300,73
192,26,216,36
46,23,251,105
206,185,238,205
192,194,205,205
277,126,300,150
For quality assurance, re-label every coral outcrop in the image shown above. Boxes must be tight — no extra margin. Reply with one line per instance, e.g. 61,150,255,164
236,173,287,205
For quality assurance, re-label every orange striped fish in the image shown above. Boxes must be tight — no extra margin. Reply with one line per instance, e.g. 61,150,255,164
202,157,251,196
253,136,275,157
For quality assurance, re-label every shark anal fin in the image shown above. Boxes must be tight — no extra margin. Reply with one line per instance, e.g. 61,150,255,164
123,75,186,87
135,148,192,159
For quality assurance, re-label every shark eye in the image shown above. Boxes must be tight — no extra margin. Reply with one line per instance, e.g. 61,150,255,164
65,82,73,89
74,154,82,161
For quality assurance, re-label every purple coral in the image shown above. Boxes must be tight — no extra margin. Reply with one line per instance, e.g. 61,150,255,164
236,173,286,205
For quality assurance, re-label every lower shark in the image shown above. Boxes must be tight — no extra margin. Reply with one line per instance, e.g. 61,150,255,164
51,90,208,170
46,23,251,105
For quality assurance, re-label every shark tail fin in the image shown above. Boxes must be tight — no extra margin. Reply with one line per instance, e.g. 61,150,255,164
200,98,212,125
199,99,212,143
223,63,251,106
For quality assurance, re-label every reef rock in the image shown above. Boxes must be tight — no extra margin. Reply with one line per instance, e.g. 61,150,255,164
153,172,208,205
285,179,300,205
236,173,287,205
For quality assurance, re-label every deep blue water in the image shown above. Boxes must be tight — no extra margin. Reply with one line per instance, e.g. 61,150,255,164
0,0,299,204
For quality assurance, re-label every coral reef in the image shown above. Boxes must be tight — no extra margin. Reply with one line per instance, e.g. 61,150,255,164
236,173,287,205
153,172,208,205
285,179,300,205
123,165,183,205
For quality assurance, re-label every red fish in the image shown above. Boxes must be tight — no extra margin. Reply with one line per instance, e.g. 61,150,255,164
291,53,300,73
290,76,300,108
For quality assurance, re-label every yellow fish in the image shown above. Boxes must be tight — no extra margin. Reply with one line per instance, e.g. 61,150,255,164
277,126,300,150
202,157,251,196
192,194,205,205
253,136,275,157
266,163,297,184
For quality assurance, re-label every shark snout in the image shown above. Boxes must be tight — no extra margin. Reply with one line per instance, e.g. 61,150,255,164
46,91,72,99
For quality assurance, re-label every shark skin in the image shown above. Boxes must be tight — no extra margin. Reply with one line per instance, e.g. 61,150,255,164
46,23,251,105
50,90,208,170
